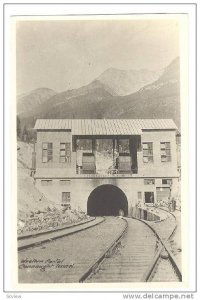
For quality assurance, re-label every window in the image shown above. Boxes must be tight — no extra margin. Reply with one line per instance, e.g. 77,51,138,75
156,187,170,203
60,180,71,185
41,180,53,186
118,139,130,154
144,179,155,185
138,192,142,200
160,142,171,162
62,192,71,209
162,179,172,185
142,142,153,163
62,192,70,203
144,192,154,204
60,143,71,163
42,143,53,163
76,139,93,153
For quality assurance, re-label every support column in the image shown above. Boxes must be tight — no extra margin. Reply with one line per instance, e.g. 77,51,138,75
112,138,115,161
92,138,96,173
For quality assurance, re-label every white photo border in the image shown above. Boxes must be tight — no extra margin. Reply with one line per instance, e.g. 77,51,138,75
2,2,197,298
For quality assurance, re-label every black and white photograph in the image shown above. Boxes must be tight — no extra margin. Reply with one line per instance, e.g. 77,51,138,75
2,3,197,295
15,15,185,286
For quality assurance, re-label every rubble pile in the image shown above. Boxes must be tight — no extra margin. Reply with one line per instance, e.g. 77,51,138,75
17,206,89,235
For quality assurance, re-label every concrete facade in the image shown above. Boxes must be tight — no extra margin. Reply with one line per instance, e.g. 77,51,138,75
34,120,180,216
35,177,179,215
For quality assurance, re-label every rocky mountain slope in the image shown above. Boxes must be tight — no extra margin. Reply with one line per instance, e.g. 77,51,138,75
18,80,114,130
17,57,180,132
17,87,57,115
98,67,162,96
103,57,180,128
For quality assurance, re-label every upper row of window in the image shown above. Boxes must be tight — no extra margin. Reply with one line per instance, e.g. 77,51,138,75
142,142,171,163
42,142,71,163
41,142,171,163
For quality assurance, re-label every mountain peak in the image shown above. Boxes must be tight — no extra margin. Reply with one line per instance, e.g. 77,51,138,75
98,67,162,96
87,79,117,96
17,57,180,132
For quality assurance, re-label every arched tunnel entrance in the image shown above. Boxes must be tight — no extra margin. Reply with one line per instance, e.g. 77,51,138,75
87,184,128,217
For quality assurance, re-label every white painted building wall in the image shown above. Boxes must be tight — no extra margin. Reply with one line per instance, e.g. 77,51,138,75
34,128,180,215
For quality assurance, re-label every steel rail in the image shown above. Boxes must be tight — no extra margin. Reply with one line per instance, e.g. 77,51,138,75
18,217,105,251
18,217,96,240
138,209,182,282
79,217,128,283
80,211,181,283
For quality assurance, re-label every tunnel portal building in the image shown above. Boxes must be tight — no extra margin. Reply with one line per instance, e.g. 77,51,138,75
33,119,180,216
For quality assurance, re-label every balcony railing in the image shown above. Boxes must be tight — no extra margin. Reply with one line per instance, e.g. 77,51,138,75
76,153,137,176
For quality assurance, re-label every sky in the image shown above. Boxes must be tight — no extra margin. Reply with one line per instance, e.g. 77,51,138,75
16,18,179,95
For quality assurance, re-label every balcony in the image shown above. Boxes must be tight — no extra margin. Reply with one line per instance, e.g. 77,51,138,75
76,152,138,176
73,136,140,176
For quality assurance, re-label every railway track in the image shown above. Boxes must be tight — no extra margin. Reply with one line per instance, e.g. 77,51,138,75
18,210,182,283
18,216,127,283
18,217,96,241
84,211,182,283
143,209,182,282
147,255,180,282
85,218,158,282
18,217,104,251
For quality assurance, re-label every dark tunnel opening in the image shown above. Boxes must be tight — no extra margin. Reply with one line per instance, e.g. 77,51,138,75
87,184,128,217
